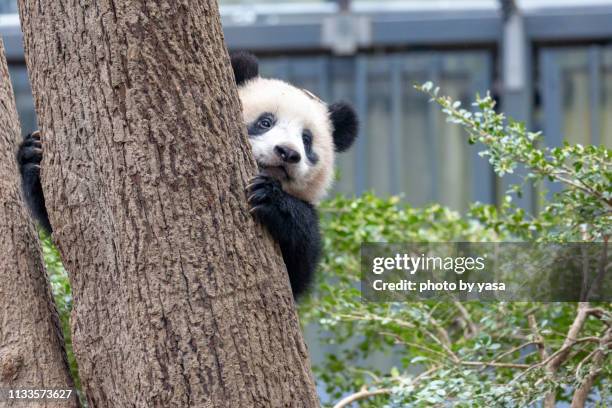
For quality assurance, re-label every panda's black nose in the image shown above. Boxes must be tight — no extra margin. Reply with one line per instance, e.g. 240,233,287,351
274,145,301,164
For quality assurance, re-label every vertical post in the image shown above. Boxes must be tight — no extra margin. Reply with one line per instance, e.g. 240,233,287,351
354,55,368,194
588,45,601,146
499,0,534,210
541,49,563,197
426,54,441,203
470,52,496,204
317,56,331,102
389,55,402,195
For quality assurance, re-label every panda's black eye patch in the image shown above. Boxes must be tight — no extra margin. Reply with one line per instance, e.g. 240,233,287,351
302,130,312,147
248,113,276,136
302,129,319,164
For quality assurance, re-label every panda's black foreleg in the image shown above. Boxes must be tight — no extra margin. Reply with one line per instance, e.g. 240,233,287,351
247,174,321,299
16,131,52,234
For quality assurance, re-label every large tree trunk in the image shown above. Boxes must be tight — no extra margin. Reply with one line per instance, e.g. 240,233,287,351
18,1,318,407
0,39,78,407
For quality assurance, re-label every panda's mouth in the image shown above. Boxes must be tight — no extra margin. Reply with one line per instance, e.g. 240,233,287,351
258,163,291,181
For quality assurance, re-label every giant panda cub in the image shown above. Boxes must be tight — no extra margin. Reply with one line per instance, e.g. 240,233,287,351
16,51,358,299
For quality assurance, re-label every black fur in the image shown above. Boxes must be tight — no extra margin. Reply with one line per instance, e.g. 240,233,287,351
247,175,321,298
16,131,52,233
230,51,259,86
329,102,359,152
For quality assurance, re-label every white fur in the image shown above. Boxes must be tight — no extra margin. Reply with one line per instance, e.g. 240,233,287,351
238,77,335,204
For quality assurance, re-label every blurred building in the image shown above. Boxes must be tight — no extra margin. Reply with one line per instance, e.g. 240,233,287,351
1,0,611,212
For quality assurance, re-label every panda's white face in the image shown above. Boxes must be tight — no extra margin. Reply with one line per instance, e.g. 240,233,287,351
238,78,335,204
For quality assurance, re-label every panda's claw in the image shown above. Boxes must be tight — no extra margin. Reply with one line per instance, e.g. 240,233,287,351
17,139,44,166
245,179,262,192
247,193,261,205
246,174,284,217
248,187,273,205
22,138,42,148
246,174,273,189
246,175,280,193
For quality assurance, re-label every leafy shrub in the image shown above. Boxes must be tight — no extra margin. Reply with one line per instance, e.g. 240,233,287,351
302,194,610,407
298,85,610,407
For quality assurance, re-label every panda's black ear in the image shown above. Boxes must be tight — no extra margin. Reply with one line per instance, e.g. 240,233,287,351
329,102,358,152
230,51,259,86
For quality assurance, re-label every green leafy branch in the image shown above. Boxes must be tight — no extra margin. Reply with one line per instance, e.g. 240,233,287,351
416,82,611,241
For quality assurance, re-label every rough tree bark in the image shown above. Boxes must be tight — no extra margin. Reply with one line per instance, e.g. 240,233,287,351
0,39,78,407
18,1,318,407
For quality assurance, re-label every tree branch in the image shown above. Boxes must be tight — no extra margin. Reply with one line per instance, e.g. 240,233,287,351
547,303,591,371
332,387,391,408
461,361,530,369
544,302,591,408
454,301,479,338
332,366,440,408
570,327,612,408
509,308,599,393
528,314,549,362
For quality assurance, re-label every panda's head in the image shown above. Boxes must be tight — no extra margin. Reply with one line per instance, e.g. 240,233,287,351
231,51,358,205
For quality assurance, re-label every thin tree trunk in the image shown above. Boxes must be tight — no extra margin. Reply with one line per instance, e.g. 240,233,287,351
570,327,612,408
0,39,78,407
18,1,318,407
